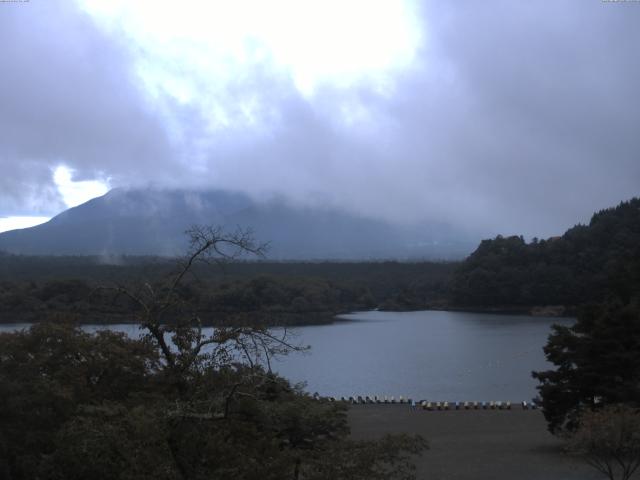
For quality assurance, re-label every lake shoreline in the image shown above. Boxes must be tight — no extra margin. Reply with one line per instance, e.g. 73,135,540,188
0,310,345,327
381,304,577,318
0,304,576,327
348,404,599,480
2,311,568,411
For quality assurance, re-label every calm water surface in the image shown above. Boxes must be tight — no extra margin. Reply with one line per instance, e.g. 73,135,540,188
0,310,571,401
274,310,572,402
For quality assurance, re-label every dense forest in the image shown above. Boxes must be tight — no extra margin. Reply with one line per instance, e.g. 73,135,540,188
1,198,638,325
451,198,640,311
0,256,454,325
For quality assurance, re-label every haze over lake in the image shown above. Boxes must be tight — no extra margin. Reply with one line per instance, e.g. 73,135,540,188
1,310,569,401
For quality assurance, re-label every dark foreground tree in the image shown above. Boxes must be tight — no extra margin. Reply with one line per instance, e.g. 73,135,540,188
533,301,640,433
0,226,427,480
567,405,640,480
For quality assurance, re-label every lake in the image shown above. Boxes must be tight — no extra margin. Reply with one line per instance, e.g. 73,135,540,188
0,310,571,402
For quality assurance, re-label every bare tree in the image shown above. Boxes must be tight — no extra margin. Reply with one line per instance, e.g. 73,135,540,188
567,404,640,480
100,225,305,377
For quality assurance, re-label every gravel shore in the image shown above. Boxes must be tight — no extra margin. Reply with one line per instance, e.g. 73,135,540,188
348,405,604,480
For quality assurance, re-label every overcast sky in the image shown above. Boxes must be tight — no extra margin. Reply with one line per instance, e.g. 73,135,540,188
1,0,639,237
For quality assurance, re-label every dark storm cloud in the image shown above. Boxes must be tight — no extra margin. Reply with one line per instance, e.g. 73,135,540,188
1,0,639,237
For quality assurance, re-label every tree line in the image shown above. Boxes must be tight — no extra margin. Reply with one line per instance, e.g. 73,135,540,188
451,198,640,309
0,258,454,325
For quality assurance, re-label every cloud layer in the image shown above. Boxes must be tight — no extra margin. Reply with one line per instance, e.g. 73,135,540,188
1,0,638,238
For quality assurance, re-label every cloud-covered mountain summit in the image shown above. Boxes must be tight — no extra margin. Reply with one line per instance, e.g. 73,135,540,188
0,189,474,260
1,1,639,239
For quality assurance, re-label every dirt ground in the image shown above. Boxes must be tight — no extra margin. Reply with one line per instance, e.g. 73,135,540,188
348,404,606,480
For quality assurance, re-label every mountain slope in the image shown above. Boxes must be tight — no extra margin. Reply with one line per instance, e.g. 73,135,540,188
451,197,640,307
0,189,475,259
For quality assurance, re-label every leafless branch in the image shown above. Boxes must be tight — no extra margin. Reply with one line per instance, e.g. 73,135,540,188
95,225,306,382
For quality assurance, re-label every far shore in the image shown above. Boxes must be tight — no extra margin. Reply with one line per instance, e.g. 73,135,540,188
0,305,575,328
348,405,600,480
380,304,577,318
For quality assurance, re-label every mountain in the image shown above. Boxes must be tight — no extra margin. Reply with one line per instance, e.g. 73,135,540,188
0,189,476,259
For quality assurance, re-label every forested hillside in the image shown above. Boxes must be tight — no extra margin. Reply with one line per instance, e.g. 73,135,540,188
2,198,638,321
451,198,640,309
0,257,454,325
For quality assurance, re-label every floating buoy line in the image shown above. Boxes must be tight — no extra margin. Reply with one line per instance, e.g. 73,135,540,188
312,394,539,410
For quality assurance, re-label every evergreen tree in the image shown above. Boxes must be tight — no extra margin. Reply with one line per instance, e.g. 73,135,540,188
533,302,640,433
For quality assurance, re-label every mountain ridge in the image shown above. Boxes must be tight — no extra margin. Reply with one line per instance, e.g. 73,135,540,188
0,188,476,260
